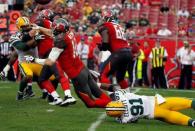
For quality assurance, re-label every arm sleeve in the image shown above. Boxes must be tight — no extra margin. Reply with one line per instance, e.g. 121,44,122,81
12,41,30,51
48,47,64,62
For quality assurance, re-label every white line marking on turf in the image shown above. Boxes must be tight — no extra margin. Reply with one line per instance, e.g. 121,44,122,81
132,88,141,93
46,109,55,112
88,113,107,131
0,86,11,89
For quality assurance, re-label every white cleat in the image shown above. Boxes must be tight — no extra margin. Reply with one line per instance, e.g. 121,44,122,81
49,97,62,105
60,96,76,106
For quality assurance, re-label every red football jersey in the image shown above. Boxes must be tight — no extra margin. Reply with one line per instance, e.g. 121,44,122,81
100,22,129,52
57,31,84,79
37,19,54,58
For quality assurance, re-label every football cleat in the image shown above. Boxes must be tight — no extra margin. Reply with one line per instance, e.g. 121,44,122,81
16,91,24,101
49,97,62,105
47,94,54,102
60,96,77,106
105,101,126,117
23,87,35,99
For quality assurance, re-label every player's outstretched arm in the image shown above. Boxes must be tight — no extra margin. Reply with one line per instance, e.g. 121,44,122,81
32,24,53,37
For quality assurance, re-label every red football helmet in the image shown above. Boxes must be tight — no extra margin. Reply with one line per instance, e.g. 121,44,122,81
39,9,54,21
52,18,70,35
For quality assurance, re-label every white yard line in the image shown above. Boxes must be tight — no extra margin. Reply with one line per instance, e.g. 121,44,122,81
46,109,55,112
88,113,107,131
132,88,141,93
0,86,11,89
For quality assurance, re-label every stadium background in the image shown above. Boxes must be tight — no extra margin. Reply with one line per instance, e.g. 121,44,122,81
0,0,195,87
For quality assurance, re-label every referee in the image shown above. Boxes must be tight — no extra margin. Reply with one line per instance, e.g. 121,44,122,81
0,34,15,81
177,41,195,89
149,39,168,89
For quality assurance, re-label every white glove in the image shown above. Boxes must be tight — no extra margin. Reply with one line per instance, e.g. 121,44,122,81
24,55,35,63
0,65,10,80
34,34,45,41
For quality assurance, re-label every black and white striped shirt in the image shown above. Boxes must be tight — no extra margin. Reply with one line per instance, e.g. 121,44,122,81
0,41,12,56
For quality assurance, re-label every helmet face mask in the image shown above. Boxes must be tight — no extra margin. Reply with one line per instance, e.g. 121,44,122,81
101,10,115,23
20,24,32,32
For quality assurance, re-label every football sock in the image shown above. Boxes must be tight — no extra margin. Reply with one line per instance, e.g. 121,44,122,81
51,91,59,98
64,90,71,97
188,119,195,127
39,80,55,94
78,92,95,108
19,79,28,92
191,100,195,110
59,76,70,91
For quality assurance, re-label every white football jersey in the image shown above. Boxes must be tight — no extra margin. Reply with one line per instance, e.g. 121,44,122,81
9,32,38,63
114,90,155,123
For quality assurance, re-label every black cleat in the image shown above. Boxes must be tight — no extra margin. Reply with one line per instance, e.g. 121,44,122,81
60,96,76,106
16,91,24,100
47,94,54,102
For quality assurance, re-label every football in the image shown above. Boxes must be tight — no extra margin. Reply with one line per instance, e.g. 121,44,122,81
35,0,52,5
105,101,126,117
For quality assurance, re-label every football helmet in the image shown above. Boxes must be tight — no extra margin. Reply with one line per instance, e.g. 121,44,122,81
101,10,115,22
16,16,30,30
106,101,125,117
52,18,70,35
39,9,54,21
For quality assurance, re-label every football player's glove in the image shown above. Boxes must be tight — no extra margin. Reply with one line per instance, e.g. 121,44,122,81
0,71,6,80
0,65,10,80
24,55,35,63
34,34,45,41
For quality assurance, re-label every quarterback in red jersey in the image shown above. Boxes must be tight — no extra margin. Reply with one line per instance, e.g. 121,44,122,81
36,9,76,106
34,18,111,108
97,10,132,91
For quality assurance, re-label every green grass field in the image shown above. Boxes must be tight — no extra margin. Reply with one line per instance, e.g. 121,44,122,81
0,82,195,131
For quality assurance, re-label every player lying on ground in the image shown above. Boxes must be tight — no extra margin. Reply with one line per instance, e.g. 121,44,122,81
106,90,195,127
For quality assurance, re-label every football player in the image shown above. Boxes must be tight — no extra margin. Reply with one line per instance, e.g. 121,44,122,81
35,9,76,106
107,90,195,127
32,18,111,108
6,16,63,105
97,10,132,92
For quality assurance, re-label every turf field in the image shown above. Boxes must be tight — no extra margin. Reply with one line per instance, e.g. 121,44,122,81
0,82,195,131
